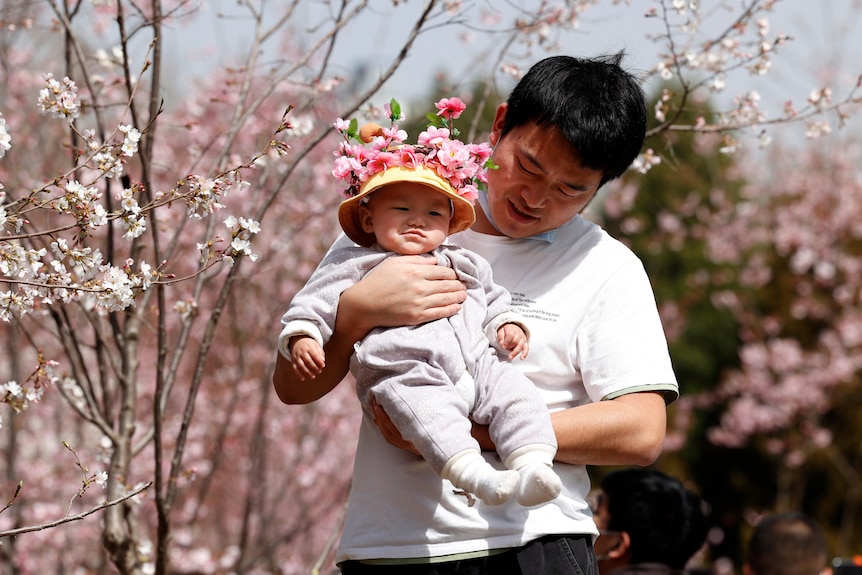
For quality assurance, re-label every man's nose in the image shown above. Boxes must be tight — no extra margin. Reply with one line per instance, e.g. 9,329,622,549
520,184,548,209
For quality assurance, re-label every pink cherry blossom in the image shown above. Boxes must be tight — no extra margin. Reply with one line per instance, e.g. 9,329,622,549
395,146,422,168
364,150,399,176
332,155,361,180
436,139,470,169
381,126,407,143
417,126,450,147
435,97,467,120
466,142,493,164
458,184,479,202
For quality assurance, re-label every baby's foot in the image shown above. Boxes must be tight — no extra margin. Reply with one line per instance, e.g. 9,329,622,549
445,451,520,505
474,469,520,505
516,463,562,507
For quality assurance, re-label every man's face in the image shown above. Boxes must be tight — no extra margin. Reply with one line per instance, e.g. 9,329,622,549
590,489,626,574
475,104,604,238
590,490,611,531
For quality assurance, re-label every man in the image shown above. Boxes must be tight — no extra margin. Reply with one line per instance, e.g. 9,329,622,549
591,468,709,575
273,53,679,574
745,512,830,575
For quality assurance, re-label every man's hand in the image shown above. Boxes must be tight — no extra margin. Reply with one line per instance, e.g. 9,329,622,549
371,399,421,456
339,255,467,332
498,323,529,360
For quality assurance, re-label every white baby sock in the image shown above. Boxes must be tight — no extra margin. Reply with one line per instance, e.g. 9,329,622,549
505,445,563,507
442,449,520,505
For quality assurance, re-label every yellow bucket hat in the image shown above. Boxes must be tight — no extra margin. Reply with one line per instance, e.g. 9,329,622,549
337,164,476,248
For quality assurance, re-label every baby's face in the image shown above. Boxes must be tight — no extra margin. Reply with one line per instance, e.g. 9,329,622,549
359,183,452,255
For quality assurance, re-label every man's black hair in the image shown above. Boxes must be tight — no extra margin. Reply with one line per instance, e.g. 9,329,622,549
502,53,647,187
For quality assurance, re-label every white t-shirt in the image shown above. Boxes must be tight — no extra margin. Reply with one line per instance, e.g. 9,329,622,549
335,214,679,563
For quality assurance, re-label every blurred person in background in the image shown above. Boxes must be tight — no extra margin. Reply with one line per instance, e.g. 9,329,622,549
591,468,709,575
744,512,830,575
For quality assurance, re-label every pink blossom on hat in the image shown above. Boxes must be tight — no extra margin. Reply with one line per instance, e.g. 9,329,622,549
435,97,467,121
395,147,422,169
366,150,399,176
331,97,495,201
467,142,493,164
417,126,450,147
437,139,471,170
332,155,360,181
459,184,479,203
382,126,407,142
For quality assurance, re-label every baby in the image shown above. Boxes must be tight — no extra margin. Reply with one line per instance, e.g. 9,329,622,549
278,102,561,506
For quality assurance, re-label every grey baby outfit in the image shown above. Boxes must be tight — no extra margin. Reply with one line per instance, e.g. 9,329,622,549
280,244,557,473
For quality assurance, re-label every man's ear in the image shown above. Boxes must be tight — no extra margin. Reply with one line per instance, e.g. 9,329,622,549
607,531,632,560
359,204,374,233
489,103,507,146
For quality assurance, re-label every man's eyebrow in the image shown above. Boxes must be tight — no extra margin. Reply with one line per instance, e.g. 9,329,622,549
522,149,591,192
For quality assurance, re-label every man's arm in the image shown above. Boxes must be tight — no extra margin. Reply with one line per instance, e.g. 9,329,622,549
272,255,467,404
550,391,667,466
470,391,667,466
272,326,359,404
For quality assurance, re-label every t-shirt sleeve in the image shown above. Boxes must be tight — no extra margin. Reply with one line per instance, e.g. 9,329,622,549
576,259,679,404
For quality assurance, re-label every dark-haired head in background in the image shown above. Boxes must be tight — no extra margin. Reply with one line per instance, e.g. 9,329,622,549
744,512,830,575
592,468,709,575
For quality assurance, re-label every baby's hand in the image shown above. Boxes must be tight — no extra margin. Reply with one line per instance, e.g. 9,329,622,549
289,336,326,380
497,323,529,360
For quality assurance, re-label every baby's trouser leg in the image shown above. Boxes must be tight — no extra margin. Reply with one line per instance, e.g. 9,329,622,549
370,375,476,472
442,449,520,505
352,322,481,473
469,353,561,506
470,354,558,460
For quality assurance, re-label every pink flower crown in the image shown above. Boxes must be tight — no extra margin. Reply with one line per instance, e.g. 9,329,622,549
332,97,495,202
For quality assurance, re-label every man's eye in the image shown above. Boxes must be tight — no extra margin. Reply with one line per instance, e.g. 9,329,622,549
518,159,538,176
560,188,585,199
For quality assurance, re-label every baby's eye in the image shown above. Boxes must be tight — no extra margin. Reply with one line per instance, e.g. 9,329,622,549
429,210,445,217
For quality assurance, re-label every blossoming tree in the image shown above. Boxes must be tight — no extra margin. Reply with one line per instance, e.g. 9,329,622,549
0,0,860,573
675,137,862,555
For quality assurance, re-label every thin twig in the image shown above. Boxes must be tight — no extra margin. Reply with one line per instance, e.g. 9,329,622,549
0,482,23,516
0,482,151,538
